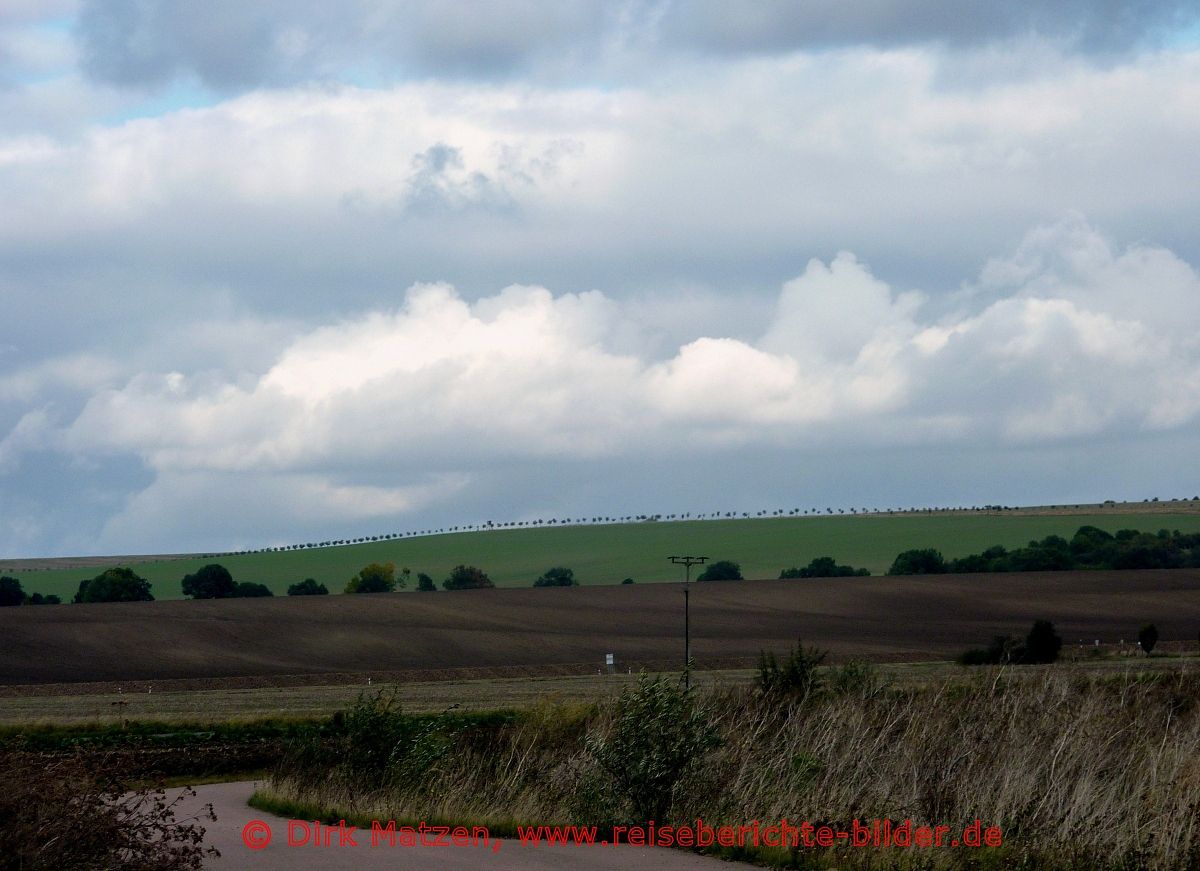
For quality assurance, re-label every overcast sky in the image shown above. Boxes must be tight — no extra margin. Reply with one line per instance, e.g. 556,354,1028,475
2,1,1199,556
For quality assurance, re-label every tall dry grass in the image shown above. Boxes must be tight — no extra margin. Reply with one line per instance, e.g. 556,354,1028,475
264,665,1200,869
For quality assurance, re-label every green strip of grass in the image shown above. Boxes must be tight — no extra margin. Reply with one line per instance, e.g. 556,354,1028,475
17,512,1200,600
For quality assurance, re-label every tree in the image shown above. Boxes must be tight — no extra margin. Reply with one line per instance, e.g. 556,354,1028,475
442,565,494,590
345,562,399,594
234,581,273,597
1024,620,1062,664
621,577,635,584
181,564,236,599
27,592,61,605
287,578,329,596
0,576,24,607
533,566,577,587
416,572,436,592
696,560,742,581
1139,623,1159,655
886,548,947,575
74,567,153,603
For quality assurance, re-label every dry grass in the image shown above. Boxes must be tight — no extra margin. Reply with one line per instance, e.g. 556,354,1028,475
262,663,1200,870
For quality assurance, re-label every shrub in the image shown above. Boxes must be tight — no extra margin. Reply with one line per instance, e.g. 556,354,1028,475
959,624,1061,665
181,564,235,599
584,674,720,823
0,751,217,869
287,578,328,596
442,565,494,590
233,581,273,597
780,557,870,578
1024,620,1062,664
74,567,154,603
886,549,947,575
416,572,436,592
345,562,398,594
696,560,742,581
26,592,61,605
621,577,635,584
0,576,24,606
1139,623,1159,655
757,639,827,697
279,690,460,793
533,566,577,587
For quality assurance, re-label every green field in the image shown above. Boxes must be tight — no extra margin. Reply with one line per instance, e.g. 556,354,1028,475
10,510,1200,601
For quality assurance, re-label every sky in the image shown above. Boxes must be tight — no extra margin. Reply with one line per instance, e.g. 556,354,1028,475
1,1,1199,557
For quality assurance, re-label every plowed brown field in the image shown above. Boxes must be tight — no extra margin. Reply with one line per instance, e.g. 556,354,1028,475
2,570,1197,686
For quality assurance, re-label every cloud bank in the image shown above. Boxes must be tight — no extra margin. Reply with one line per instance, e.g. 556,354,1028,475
6,216,1187,551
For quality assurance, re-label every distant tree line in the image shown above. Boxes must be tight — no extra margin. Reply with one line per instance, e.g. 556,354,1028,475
887,526,1200,575
0,575,61,606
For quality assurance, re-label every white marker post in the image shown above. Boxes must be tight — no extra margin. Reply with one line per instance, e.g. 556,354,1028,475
605,653,614,675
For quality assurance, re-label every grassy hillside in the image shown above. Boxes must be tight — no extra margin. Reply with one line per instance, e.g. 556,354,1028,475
9,512,1200,601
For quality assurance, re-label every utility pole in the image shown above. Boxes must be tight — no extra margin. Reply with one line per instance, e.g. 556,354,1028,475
669,555,707,690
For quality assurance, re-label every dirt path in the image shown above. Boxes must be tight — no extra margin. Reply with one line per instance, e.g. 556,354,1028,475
179,781,749,870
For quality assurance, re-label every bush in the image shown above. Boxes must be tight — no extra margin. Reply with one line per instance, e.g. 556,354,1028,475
1024,620,1062,664
0,751,217,869
1139,623,1159,655
233,581,273,597
442,565,494,590
74,567,154,603
26,592,61,605
533,566,577,587
0,576,24,607
584,674,720,823
959,623,1061,665
757,639,827,697
345,562,399,594
287,578,328,596
181,564,235,599
621,577,635,584
886,549,947,575
279,691,461,793
416,572,436,592
779,557,870,578
696,560,742,581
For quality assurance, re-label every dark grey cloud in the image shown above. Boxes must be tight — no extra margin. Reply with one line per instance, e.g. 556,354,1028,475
76,0,611,89
658,0,1199,55
75,0,1200,92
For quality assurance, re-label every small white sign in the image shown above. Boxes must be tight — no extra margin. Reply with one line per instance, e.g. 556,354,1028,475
605,653,614,666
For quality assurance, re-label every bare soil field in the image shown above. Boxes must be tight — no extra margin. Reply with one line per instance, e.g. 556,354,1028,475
2,570,1198,687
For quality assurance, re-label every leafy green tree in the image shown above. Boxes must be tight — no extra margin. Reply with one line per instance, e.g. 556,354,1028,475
886,548,947,575
416,572,436,592
181,564,236,599
234,581,273,597
696,560,742,581
345,562,399,594
74,567,153,603
27,592,61,605
442,565,494,590
287,578,329,596
533,566,577,587
0,576,24,607
1138,623,1159,654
